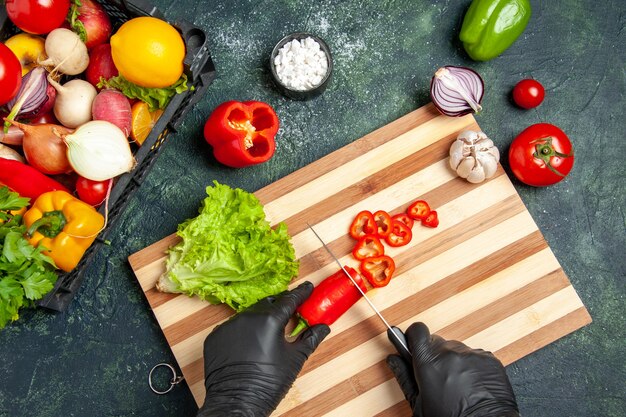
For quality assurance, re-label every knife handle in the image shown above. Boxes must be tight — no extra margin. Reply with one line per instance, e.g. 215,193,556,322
387,326,412,362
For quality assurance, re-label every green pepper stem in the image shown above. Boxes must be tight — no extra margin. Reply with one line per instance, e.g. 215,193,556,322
290,318,310,337
26,210,67,238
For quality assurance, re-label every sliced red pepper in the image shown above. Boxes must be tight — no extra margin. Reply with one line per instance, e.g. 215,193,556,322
391,213,414,229
203,100,279,168
407,200,431,220
422,210,439,228
372,210,392,238
349,210,377,240
291,266,367,336
360,255,395,288
385,219,413,247
352,234,385,260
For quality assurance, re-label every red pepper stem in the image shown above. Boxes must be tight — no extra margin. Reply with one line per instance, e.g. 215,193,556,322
290,317,310,337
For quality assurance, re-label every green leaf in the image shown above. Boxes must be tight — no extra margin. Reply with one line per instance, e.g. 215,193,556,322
0,186,30,212
98,74,189,111
160,181,299,311
20,270,56,300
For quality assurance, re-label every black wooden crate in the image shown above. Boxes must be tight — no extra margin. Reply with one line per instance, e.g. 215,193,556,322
0,0,216,311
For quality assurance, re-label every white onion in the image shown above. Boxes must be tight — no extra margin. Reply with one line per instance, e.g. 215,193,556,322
63,120,136,181
430,66,484,117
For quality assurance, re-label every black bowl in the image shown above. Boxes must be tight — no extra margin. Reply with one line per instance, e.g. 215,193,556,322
269,32,333,100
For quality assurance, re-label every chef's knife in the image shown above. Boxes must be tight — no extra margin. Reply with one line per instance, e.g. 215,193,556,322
306,223,412,361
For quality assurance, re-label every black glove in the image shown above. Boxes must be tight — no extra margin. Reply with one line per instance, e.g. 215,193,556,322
196,282,330,417
386,322,519,417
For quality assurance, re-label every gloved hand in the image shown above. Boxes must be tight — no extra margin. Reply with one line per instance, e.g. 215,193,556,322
196,282,330,417
386,322,519,417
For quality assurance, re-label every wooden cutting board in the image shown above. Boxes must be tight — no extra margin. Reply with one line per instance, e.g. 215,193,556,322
129,103,591,416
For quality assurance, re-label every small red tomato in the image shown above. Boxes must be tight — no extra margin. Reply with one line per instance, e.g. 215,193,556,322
512,79,545,109
422,210,439,228
0,43,22,106
508,123,574,187
5,0,71,34
76,177,111,206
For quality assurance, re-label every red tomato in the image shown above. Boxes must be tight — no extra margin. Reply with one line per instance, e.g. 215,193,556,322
76,177,111,206
512,79,545,109
0,43,22,106
508,123,574,187
5,0,71,34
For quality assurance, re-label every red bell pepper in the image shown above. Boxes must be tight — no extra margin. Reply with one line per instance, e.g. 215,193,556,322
391,212,414,229
203,100,279,168
349,210,377,240
0,158,69,200
422,210,440,228
352,234,385,260
373,210,392,238
407,199,431,220
291,266,367,336
360,255,395,288
385,219,412,247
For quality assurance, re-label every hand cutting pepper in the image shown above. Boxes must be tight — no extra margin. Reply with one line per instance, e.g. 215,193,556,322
23,190,105,272
203,100,279,168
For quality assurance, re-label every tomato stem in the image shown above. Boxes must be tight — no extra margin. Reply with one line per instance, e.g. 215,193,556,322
532,136,573,177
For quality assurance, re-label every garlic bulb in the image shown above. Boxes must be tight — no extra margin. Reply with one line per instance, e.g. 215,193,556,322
63,120,136,181
449,130,500,183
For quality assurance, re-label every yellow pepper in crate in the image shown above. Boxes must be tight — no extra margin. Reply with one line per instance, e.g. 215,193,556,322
23,191,105,272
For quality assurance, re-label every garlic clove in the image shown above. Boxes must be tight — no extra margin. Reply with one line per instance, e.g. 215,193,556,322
467,165,486,183
456,156,476,178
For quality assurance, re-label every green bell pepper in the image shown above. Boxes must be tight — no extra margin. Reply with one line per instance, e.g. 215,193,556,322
459,0,532,61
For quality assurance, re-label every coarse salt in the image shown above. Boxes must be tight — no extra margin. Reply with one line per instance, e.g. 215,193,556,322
274,37,328,91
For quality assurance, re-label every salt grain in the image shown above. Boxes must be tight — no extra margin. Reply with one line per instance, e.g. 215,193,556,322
274,37,328,91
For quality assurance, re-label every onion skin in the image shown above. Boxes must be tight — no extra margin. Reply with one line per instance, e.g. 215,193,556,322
430,66,485,117
5,119,73,175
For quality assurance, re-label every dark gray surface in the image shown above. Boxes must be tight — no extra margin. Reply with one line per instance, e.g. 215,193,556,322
1,0,624,416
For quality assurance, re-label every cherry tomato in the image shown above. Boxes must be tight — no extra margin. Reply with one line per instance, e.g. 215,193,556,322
76,177,111,206
512,79,545,109
5,0,71,35
508,123,574,187
0,43,22,106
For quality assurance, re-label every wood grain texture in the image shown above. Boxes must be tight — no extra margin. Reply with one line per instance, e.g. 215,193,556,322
128,103,591,415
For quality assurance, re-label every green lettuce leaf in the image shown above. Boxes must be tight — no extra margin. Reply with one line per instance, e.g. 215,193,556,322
159,182,299,311
98,74,190,111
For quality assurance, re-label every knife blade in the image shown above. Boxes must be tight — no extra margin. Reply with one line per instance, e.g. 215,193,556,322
306,222,411,360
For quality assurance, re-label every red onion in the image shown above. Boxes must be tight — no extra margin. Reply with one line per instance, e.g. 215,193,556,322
4,67,56,129
430,66,484,117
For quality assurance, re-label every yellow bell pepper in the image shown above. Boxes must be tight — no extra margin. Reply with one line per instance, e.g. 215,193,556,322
23,191,105,272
